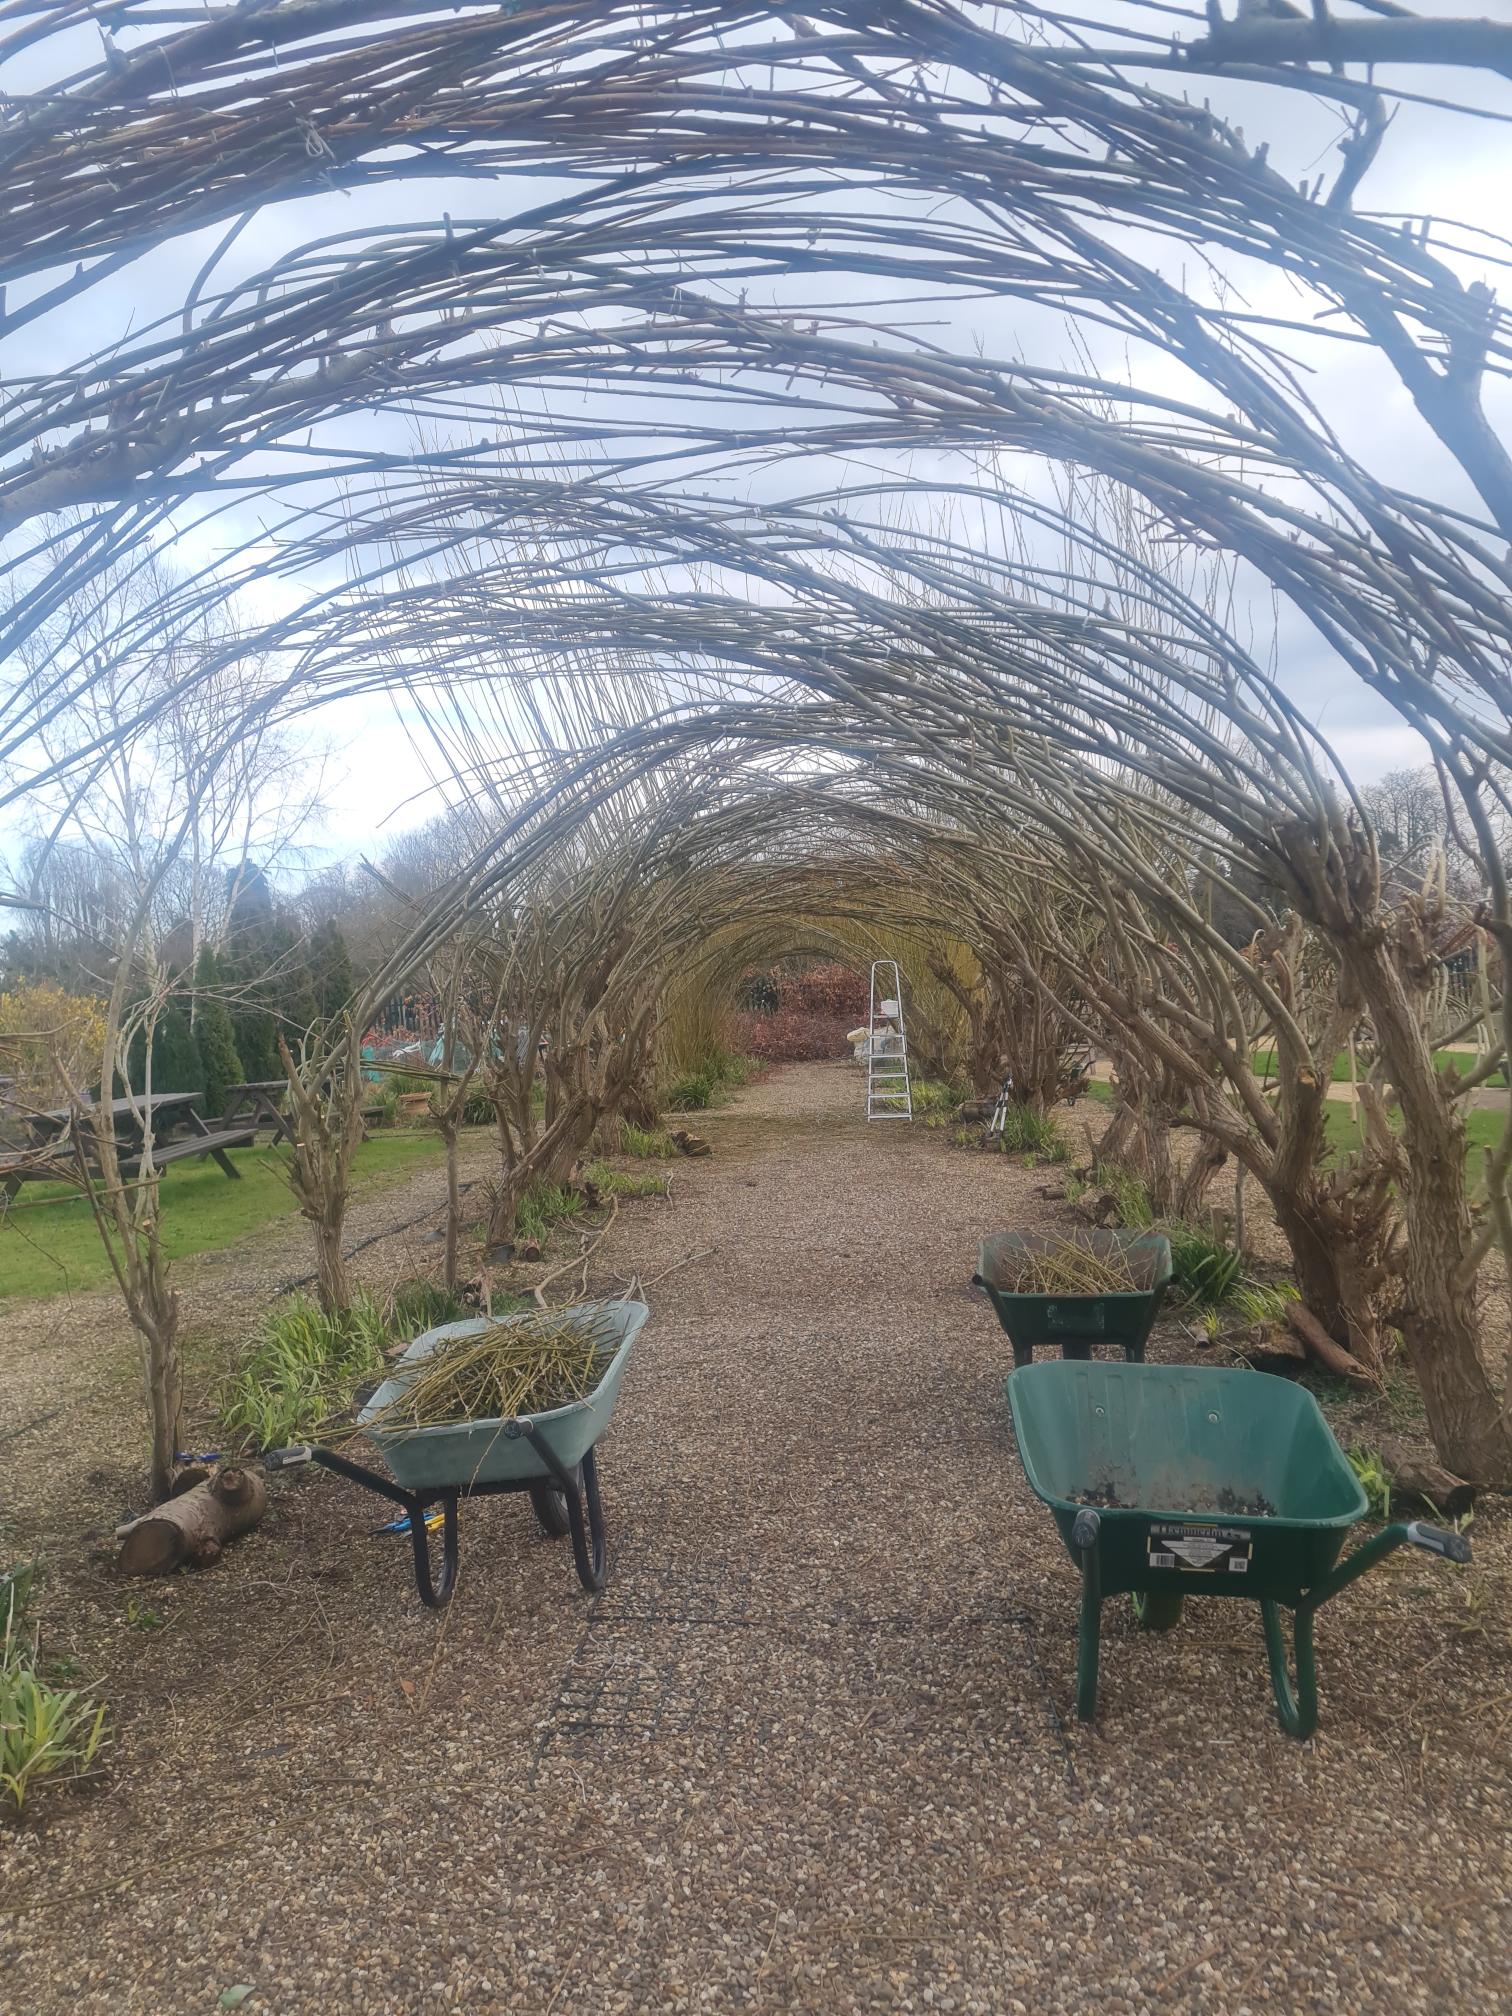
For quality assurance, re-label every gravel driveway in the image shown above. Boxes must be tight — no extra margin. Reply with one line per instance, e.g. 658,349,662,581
1,1062,1507,2014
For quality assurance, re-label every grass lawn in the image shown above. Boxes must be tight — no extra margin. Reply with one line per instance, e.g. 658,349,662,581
1250,1045,1506,1089
0,1132,450,1309
1323,1097,1506,1184
1080,1077,1505,1188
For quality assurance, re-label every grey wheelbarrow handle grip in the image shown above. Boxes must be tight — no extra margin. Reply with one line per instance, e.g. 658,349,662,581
1406,1520,1472,1565
262,1443,315,1470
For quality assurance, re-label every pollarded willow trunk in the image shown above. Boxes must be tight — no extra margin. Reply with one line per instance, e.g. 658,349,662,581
1174,1134,1226,1223
1342,933,1512,1484
1095,1049,1180,1215
279,1033,366,1316
927,953,1006,1098
130,1262,183,1503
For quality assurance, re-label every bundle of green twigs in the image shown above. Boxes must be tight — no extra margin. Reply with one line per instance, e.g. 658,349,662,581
993,1237,1143,1297
363,1316,613,1432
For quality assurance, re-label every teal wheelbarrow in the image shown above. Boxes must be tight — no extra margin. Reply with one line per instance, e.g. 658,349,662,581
1007,1360,1471,1737
265,1301,647,1607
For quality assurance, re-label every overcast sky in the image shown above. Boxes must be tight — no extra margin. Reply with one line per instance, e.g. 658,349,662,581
3,2,1509,868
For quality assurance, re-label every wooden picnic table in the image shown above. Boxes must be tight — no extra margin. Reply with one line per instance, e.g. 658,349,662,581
222,1079,297,1146
1,1091,254,1200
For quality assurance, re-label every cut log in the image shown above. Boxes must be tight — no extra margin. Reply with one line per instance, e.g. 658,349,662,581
1220,1321,1308,1378
117,1466,267,1577
1375,1437,1475,1520
1285,1303,1375,1387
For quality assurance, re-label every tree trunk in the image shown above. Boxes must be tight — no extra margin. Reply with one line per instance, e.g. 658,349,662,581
1094,1092,1137,1172
1269,1189,1353,1348
311,1210,351,1315
1344,939,1512,1483
1175,1135,1227,1221
118,1466,267,1575
442,1120,461,1292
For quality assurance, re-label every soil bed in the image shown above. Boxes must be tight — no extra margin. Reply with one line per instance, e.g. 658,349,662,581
0,1062,1507,2015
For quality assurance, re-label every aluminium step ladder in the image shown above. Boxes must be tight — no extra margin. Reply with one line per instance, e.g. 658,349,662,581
866,960,913,1121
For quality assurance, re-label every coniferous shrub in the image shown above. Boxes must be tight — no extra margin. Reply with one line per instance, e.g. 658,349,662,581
193,947,245,1115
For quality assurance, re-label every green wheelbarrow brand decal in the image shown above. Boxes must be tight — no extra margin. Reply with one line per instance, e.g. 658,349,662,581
1007,1361,1472,1739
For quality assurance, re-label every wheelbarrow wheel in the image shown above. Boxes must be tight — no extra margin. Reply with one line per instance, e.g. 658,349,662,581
528,1483,571,1538
1131,1591,1184,1631
564,1446,607,1594
409,1494,459,1610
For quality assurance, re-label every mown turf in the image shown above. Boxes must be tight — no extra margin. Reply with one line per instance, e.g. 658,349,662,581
1250,1045,1506,1089
0,1132,452,1307
1081,1076,1506,1187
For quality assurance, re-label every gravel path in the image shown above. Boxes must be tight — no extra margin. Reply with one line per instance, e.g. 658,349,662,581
1,1064,1507,2014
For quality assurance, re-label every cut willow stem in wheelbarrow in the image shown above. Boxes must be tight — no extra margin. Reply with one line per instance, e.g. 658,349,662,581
986,1235,1143,1297
356,1316,612,1433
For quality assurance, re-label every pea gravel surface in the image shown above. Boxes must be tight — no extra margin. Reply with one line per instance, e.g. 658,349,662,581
1,1063,1507,2015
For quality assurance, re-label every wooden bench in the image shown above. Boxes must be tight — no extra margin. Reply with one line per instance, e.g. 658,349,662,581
120,1126,256,1180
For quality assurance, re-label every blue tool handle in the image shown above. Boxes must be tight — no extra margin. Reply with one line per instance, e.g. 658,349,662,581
1406,1520,1472,1565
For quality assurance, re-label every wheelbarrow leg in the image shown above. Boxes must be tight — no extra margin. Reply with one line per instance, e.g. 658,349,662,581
516,1422,607,1593
1072,1509,1102,1721
409,1493,460,1610
1260,1601,1317,1739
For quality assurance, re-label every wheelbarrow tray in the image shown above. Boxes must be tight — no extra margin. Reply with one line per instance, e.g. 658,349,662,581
977,1229,1172,1365
1004,1360,1469,1736
1008,1360,1366,1602
357,1299,647,1490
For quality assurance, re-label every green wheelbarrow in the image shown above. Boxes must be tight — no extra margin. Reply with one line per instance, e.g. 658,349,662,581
1006,1360,1472,1737
974,1229,1172,1367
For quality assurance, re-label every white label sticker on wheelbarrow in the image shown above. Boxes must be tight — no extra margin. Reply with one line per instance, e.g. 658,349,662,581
1148,1525,1251,1572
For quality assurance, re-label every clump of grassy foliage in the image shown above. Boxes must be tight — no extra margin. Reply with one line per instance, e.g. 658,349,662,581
1103,1164,1155,1228
1227,1280,1299,1326
620,1120,677,1159
664,1051,758,1112
515,1181,582,1248
387,1277,469,1338
1165,1223,1243,1310
220,1293,391,1451
1348,1446,1392,1521
1,1563,107,1813
665,1072,714,1111
911,1079,962,1128
995,1103,1069,1160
